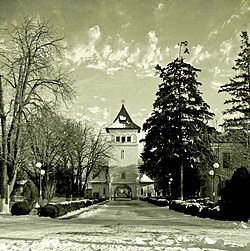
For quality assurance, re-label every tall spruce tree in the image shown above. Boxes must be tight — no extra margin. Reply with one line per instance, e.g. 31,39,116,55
140,47,214,199
219,31,250,167
219,31,250,125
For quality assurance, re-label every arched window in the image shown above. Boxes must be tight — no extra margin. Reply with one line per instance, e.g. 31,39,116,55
121,149,125,159
116,136,120,142
121,172,126,179
127,135,131,142
121,134,126,143
132,134,137,142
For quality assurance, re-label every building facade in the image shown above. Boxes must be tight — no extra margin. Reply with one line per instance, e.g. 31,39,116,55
89,104,154,199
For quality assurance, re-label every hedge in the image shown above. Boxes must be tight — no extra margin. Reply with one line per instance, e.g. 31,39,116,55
140,197,170,206
40,197,106,218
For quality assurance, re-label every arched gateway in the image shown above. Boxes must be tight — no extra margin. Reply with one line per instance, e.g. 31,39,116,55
114,184,132,200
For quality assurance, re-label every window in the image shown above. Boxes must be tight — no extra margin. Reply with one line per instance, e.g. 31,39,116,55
223,153,230,168
121,172,126,179
127,136,131,142
121,136,126,142
132,134,137,142
121,149,125,159
116,136,120,142
103,187,106,196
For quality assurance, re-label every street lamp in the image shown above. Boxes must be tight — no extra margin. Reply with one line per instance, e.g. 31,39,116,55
168,177,173,197
36,162,45,206
209,163,219,202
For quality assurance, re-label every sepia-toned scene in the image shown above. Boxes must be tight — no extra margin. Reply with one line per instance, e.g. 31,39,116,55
0,0,249,250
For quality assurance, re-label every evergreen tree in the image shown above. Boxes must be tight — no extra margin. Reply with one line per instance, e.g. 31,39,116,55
140,54,214,199
219,31,250,126
219,31,250,167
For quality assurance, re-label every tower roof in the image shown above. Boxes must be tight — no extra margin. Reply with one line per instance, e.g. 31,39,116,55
106,104,141,133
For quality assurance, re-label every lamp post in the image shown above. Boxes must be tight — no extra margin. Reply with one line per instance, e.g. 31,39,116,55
168,177,173,197
36,162,45,206
209,163,219,202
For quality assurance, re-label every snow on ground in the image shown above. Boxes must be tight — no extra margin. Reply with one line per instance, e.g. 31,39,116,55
59,203,106,219
0,203,250,251
0,225,249,251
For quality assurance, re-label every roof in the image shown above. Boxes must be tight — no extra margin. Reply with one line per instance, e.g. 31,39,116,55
106,104,141,133
139,174,154,183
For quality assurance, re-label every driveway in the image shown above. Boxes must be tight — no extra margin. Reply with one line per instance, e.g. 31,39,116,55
0,200,249,250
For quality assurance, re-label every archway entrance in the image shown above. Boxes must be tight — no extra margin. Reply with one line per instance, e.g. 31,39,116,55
114,184,132,200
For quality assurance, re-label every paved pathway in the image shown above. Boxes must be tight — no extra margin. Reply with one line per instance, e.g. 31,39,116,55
0,200,249,250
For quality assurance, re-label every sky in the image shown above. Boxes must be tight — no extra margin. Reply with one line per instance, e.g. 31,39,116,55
0,0,250,136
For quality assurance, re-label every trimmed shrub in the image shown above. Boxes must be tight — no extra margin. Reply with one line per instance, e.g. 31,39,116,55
140,197,169,206
85,200,93,207
186,203,201,216
40,204,59,218
56,204,67,216
220,167,250,222
11,200,32,215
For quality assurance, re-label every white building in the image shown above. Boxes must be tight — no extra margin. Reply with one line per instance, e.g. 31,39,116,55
89,104,154,199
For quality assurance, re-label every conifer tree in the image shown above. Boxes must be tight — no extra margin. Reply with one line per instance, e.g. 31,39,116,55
219,31,250,168
140,45,214,199
219,31,250,126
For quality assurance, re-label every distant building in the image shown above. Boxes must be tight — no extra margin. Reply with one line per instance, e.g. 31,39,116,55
205,131,250,202
88,104,154,199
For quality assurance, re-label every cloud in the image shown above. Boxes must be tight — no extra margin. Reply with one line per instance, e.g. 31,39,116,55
85,105,110,128
127,48,141,64
107,41,129,63
87,105,102,114
208,29,218,39
65,25,101,65
211,80,223,90
87,60,106,70
102,44,113,58
138,31,162,72
88,25,101,42
66,26,164,77
219,39,233,64
87,105,110,120
213,66,221,77
106,67,122,75
103,108,109,120
94,96,106,102
225,0,250,27
157,3,164,11
148,31,158,49
121,23,130,29
154,3,164,14
208,0,250,40
189,44,210,64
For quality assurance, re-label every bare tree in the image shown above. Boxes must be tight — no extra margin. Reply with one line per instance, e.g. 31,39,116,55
24,106,68,202
61,119,92,197
63,123,112,197
81,129,112,196
0,17,74,212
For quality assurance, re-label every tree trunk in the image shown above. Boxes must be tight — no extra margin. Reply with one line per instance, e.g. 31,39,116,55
0,75,9,213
